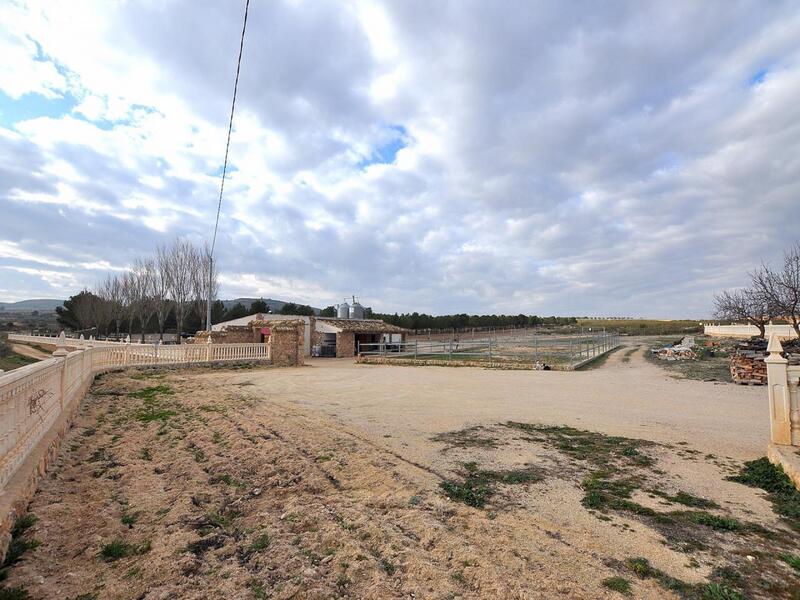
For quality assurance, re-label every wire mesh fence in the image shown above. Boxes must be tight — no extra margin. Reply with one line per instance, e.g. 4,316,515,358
358,331,620,368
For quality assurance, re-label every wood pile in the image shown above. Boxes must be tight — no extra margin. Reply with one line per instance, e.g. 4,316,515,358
729,337,800,385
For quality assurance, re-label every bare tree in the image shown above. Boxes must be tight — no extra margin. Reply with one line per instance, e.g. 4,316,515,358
164,239,196,344
713,288,772,337
191,242,219,331
153,246,173,341
92,283,113,336
98,275,125,339
124,259,155,343
752,244,800,337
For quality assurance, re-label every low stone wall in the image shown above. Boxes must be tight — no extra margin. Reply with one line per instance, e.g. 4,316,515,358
0,368,92,562
195,327,259,344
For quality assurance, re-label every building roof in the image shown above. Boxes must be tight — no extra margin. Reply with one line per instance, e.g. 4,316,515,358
212,313,311,331
315,318,408,334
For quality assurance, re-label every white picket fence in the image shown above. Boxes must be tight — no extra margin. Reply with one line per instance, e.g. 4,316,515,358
0,333,270,491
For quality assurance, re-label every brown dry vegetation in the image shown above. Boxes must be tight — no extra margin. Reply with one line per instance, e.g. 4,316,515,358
1,358,798,599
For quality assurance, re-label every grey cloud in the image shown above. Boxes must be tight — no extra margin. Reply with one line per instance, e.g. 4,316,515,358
3,1,800,315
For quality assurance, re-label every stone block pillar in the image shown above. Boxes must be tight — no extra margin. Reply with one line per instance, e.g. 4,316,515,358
765,335,792,445
271,324,304,367
336,332,355,358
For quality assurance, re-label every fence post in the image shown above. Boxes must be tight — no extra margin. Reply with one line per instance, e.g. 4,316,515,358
765,334,792,445
415,340,418,359
489,337,492,360
53,332,68,410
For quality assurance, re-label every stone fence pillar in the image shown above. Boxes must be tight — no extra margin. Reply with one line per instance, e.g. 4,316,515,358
765,335,793,445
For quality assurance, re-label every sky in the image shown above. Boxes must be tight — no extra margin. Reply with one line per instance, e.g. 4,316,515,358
1,0,799,318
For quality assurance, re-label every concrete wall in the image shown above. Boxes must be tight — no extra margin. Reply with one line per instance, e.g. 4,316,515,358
704,324,798,339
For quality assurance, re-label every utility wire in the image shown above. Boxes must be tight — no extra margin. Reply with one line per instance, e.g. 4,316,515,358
210,0,250,258
207,0,250,332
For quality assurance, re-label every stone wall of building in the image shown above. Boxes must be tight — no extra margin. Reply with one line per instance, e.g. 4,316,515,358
336,332,356,358
194,326,260,344
272,322,304,366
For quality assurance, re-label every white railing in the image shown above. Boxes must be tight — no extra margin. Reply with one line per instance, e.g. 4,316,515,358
765,335,800,447
8,333,147,348
704,324,798,339
0,334,270,491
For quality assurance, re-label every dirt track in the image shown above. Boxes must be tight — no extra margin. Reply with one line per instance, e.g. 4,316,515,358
10,343,49,361
3,346,795,599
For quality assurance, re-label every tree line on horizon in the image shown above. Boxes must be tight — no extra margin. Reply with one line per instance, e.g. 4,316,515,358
714,242,800,338
327,309,577,331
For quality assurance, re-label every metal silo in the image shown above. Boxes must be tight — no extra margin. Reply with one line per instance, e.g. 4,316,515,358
337,300,350,319
350,300,365,320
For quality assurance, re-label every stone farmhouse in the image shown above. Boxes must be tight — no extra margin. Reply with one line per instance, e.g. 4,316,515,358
197,313,408,359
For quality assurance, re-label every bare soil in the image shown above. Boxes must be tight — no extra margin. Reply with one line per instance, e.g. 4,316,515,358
3,346,795,599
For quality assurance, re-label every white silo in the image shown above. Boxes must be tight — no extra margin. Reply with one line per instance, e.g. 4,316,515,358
349,299,365,320
337,300,350,319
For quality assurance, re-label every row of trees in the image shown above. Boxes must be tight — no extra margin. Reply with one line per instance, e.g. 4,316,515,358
714,242,800,338
56,239,217,344
364,312,577,331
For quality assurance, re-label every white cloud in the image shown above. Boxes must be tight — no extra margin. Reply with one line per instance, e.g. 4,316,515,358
1,0,800,317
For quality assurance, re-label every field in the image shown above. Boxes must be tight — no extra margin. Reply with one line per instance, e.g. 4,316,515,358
2,342,798,599
576,319,702,336
361,332,618,369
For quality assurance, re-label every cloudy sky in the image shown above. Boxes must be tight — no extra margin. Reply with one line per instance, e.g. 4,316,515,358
1,1,799,317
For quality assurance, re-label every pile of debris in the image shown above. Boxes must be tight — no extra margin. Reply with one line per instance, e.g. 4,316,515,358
651,336,697,361
730,337,800,385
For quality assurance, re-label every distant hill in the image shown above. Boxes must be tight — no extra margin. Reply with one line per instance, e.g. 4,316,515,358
0,297,320,315
0,299,64,312
221,298,321,315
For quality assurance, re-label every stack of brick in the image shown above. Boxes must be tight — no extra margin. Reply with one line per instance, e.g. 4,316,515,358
729,337,800,385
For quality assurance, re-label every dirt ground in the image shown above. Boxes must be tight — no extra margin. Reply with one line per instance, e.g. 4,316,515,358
3,343,798,599
10,344,50,361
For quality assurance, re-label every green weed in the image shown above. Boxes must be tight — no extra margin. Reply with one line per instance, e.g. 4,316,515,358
503,423,654,469
0,587,30,600
99,539,135,562
130,385,174,400
249,533,270,553
684,511,742,532
602,576,631,594
728,458,800,528
778,552,800,572
652,490,719,509
441,461,544,508
121,512,141,527
432,426,500,450
380,558,396,575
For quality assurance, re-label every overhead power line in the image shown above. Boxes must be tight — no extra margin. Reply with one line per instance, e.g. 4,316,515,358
207,0,250,331
211,0,251,258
